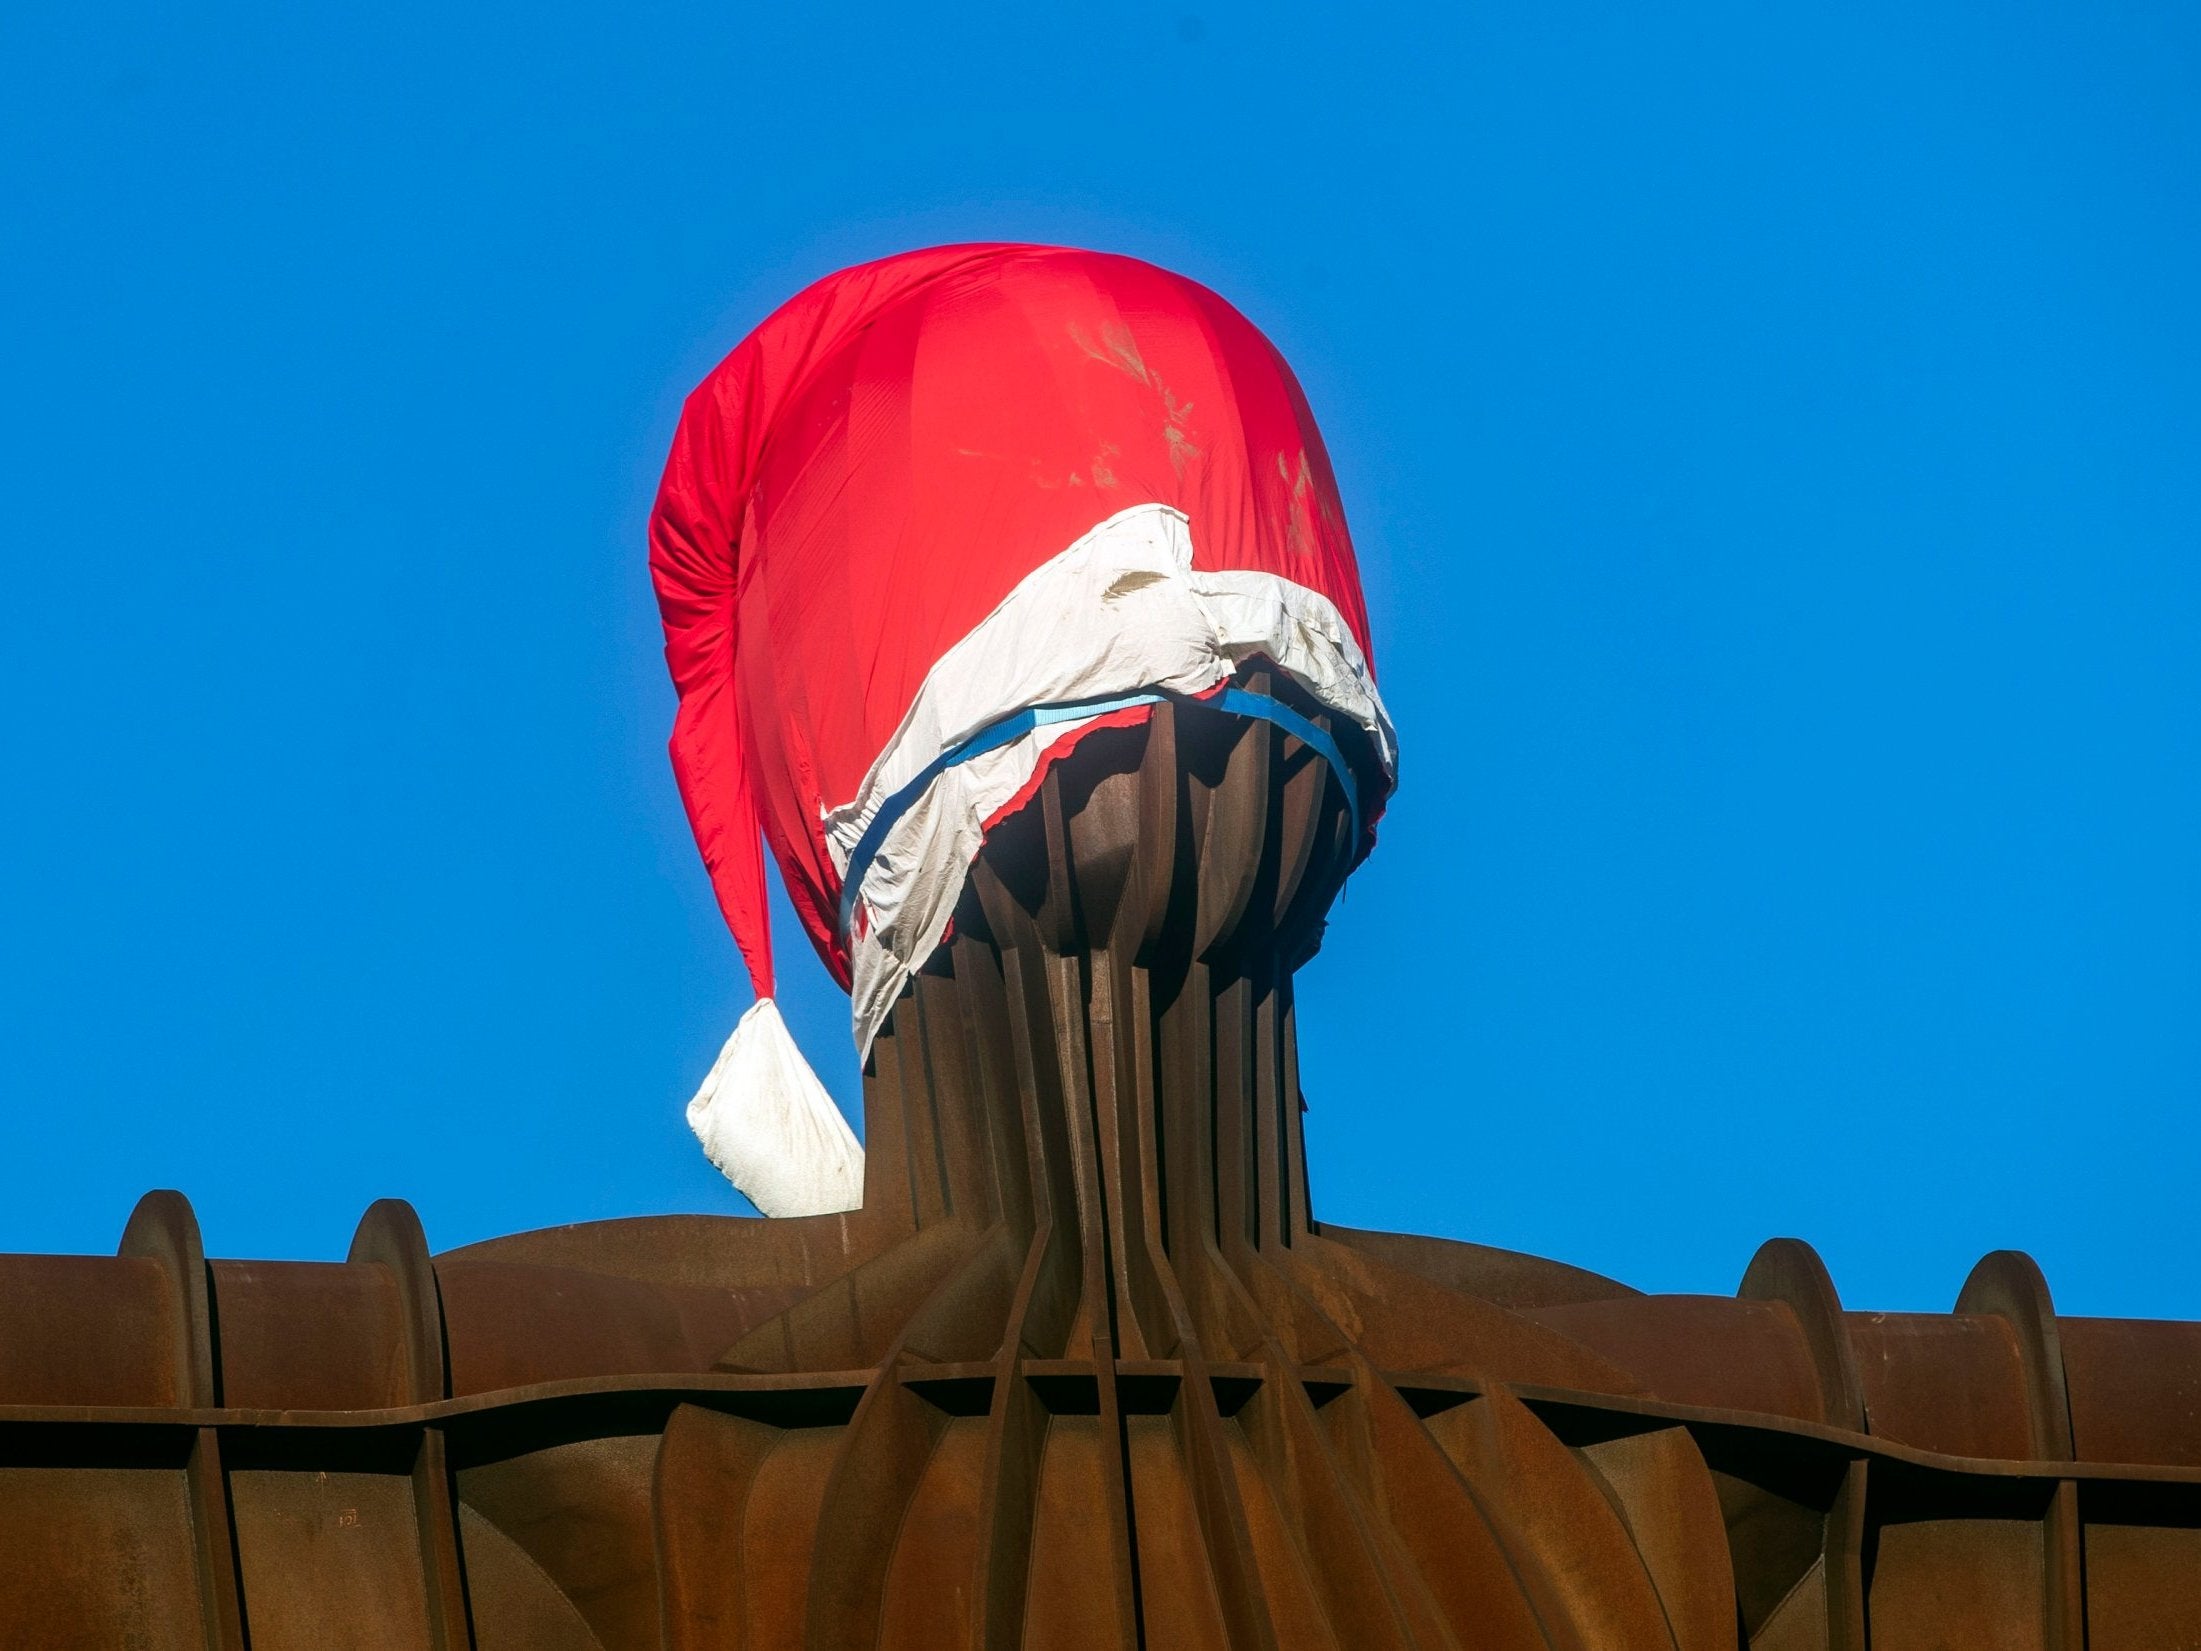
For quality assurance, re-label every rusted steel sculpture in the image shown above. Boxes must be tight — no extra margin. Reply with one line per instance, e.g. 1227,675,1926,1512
2,685,2198,1648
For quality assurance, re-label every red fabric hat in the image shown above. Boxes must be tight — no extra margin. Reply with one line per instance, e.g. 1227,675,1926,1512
652,244,1395,1212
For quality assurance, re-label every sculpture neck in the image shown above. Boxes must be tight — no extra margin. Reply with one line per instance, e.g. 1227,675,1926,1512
858,687,1355,1361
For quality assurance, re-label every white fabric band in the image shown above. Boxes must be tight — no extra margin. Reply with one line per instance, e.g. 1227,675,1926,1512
822,503,1397,1057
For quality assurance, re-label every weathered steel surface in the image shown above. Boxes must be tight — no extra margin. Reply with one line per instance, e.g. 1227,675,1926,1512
3,684,2197,1646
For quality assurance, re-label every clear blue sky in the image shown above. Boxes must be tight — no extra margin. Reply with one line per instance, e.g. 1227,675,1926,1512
4,3,2195,1318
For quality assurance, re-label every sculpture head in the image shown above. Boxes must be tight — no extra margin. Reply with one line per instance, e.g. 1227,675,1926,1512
652,245,1396,1209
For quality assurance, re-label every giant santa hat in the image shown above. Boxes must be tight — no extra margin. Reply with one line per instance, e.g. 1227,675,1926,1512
652,244,1397,1215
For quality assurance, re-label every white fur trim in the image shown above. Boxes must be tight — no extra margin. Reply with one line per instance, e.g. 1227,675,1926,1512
825,503,1396,1058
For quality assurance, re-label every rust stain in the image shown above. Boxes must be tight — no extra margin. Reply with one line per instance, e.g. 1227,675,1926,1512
1068,320,1154,386
1069,320,1205,481
1104,569,1168,601
1279,450,1318,560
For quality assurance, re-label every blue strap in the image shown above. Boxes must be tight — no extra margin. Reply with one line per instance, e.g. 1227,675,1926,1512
837,686,1362,941
1208,686,1365,856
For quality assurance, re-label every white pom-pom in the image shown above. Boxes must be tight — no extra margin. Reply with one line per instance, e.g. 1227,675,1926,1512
686,999,864,1217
